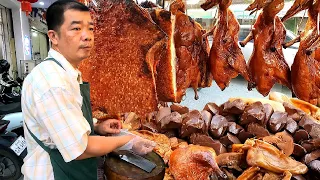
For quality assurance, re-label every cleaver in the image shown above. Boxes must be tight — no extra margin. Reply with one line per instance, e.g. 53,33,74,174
111,150,157,173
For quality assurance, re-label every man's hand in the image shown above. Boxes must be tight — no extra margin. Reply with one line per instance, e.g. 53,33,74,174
95,119,122,135
131,137,156,155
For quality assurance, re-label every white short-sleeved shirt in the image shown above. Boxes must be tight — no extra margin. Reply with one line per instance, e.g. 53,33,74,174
21,49,91,180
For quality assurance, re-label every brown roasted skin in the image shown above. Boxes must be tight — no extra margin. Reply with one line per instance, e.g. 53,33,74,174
245,139,308,175
237,166,261,180
282,0,320,104
240,0,291,96
195,21,213,88
170,0,210,101
201,0,250,90
79,0,168,116
169,145,227,180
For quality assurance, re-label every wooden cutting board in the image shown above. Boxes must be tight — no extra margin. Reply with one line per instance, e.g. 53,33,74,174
104,151,165,180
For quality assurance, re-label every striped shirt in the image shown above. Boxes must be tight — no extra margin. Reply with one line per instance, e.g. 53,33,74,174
21,49,91,180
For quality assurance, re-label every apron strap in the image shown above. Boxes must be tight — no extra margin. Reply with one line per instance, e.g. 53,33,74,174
24,122,52,153
45,58,65,71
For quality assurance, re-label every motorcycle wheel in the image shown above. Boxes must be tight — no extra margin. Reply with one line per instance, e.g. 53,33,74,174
0,148,22,180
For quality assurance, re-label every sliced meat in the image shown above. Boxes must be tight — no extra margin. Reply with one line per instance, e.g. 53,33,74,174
203,102,220,116
223,99,246,115
262,131,294,156
201,110,212,135
285,118,298,134
283,102,305,121
225,115,238,122
216,152,245,171
189,133,227,155
292,175,306,180
170,104,189,114
180,110,205,138
247,123,270,138
146,111,157,123
156,107,172,124
302,149,320,164
141,121,160,133
209,115,228,138
220,133,241,147
263,104,274,126
293,129,310,144
301,138,320,152
293,143,307,158
268,111,288,133
238,130,254,143
308,160,320,177
160,112,183,129
240,101,266,126
228,122,244,135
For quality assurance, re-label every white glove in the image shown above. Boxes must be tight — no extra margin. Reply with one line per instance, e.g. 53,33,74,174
115,130,156,155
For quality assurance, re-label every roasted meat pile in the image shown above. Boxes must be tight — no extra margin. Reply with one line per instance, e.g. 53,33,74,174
103,96,320,179
240,0,291,96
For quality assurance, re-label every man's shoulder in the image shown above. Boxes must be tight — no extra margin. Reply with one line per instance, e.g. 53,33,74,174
24,61,69,92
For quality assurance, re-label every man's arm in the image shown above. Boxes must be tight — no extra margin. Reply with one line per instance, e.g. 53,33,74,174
76,135,133,160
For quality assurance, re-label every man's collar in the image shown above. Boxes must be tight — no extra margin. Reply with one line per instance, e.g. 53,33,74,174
47,49,82,83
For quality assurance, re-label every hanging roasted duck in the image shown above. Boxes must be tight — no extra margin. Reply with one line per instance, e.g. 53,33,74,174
282,0,320,105
170,0,212,101
240,0,291,96
201,0,251,90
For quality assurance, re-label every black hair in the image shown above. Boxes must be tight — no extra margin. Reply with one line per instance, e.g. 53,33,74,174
46,0,89,32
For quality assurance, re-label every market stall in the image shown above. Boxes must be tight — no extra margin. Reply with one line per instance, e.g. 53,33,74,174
78,0,320,179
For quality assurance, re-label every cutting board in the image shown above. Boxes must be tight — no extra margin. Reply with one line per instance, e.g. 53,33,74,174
104,151,165,180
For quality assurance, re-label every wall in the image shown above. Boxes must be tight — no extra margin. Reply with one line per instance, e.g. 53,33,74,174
0,0,31,78
31,29,47,60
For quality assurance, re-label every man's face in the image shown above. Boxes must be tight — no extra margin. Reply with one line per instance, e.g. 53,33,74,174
54,10,94,64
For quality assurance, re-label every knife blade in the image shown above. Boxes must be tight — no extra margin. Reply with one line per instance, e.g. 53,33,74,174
112,150,156,173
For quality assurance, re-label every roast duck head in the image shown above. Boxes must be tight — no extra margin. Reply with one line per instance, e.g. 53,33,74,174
246,0,284,17
169,0,186,14
201,0,232,11
282,0,314,22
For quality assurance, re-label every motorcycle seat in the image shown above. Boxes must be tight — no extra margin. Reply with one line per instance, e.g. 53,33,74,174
0,102,21,115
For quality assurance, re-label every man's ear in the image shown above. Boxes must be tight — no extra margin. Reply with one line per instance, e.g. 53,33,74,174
47,30,59,46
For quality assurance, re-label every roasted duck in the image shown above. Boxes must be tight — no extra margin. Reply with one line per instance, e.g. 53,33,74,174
169,145,227,180
201,0,250,90
144,1,212,102
282,0,320,105
240,0,291,96
170,0,212,101
243,139,308,175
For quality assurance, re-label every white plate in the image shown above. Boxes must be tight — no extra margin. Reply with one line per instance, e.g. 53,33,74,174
10,136,26,156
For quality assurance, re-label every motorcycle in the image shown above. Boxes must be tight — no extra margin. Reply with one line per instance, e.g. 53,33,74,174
0,59,24,136
0,118,27,180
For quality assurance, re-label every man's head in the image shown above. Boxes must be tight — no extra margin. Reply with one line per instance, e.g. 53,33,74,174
46,0,94,67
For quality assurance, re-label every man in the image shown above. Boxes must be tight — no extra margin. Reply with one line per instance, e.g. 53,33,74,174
21,1,155,179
